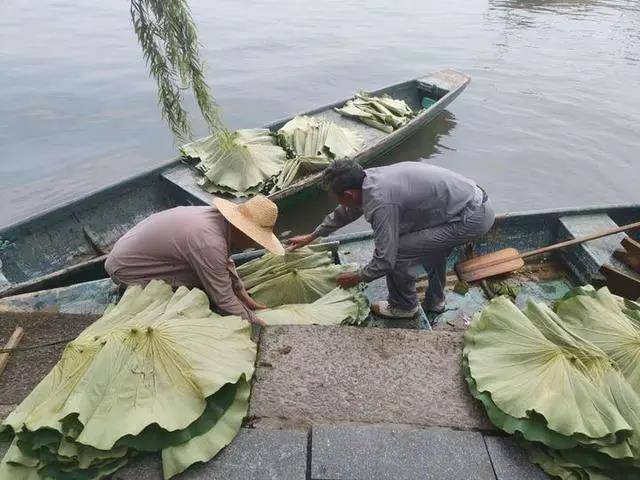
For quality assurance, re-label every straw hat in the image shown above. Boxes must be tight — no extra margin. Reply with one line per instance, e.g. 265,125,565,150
214,195,285,255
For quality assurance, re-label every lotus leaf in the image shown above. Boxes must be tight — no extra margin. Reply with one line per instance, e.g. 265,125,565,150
247,263,357,307
182,129,286,197
554,286,640,392
277,116,362,161
259,287,369,326
272,116,362,190
465,287,640,480
0,280,256,480
238,247,334,290
335,92,415,132
274,156,331,191
465,296,630,443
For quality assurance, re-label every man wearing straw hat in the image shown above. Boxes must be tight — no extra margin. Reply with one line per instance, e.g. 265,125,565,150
105,196,284,325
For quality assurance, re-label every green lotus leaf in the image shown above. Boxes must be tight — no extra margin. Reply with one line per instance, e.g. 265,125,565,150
1,281,257,480
277,116,362,161
335,92,414,132
554,287,640,392
464,296,631,443
247,263,357,307
258,287,369,326
183,129,286,197
238,249,334,290
161,377,250,479
465,287,640,479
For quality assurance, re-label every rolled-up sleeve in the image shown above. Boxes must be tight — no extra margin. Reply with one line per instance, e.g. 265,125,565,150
227,258,245,292
312,206,363,238
188,247,257,322
359,204,400,282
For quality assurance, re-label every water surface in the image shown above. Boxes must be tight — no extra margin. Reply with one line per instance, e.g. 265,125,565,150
1,0,638,231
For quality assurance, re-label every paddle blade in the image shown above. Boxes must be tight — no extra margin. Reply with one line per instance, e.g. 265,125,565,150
455,248,525,282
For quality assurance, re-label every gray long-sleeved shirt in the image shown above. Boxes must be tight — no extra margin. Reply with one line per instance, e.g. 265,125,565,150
312,162,482,282
105,206,257,322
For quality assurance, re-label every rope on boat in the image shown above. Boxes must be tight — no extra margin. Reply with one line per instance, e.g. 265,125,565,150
0,337,74,354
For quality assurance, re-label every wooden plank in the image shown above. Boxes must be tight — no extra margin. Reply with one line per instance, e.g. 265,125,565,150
0,255,108,299
615,237,640,274
622,237,640,256
0,326,24,376
455,248,525,282
601,264,640,300
614,247,640,274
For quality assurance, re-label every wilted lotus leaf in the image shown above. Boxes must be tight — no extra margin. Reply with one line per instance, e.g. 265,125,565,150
182,129,286,197
273,116,362,190
248,263,357,307
259,287,369,326
0,280,256,480
335,92,415,132
277,116,362,161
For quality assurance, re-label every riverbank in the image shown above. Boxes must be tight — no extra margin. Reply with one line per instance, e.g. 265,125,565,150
0,318,548,479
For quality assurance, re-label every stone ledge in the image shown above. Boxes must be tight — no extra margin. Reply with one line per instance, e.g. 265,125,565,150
250,326,492,431
311,424,495,480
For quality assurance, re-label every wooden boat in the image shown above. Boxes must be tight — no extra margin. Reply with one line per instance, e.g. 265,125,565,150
0,69,470,297
2,204,639,318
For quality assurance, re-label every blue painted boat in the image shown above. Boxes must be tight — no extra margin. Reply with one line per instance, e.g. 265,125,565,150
2,204,639,322
0,69,470,298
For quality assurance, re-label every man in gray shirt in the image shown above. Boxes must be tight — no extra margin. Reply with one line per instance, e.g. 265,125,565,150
288,160,495,319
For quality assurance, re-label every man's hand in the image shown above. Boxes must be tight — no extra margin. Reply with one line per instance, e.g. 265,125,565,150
287,233,317,251
237,288,267,310
250,316,267,327
337,271,361,289
244,297,267,311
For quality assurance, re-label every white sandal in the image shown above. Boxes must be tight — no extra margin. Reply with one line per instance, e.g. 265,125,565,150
371,301,418,319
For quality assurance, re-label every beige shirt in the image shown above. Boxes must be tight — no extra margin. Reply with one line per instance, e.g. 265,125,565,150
105,206,257,322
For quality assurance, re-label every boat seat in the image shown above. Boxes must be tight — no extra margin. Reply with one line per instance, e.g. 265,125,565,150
160,164,215,206
558,213,640,299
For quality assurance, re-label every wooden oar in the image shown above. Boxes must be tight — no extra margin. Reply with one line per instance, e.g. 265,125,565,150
456,220,640,282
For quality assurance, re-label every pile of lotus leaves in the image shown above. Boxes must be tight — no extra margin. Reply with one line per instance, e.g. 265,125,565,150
0,280,256,480
334,92,415,133
0,248,369,479
237,244,370,326
273,116,362,191
182,116,362,197
464,286,640,480
183,129,286,197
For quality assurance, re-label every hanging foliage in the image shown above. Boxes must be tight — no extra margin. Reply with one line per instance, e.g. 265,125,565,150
130,0,228,142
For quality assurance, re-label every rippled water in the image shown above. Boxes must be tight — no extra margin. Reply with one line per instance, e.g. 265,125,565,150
1,0,638,230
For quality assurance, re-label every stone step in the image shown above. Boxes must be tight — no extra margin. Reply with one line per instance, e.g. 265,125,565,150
311,424,495,480
113,428,308,480
249,325,492,431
